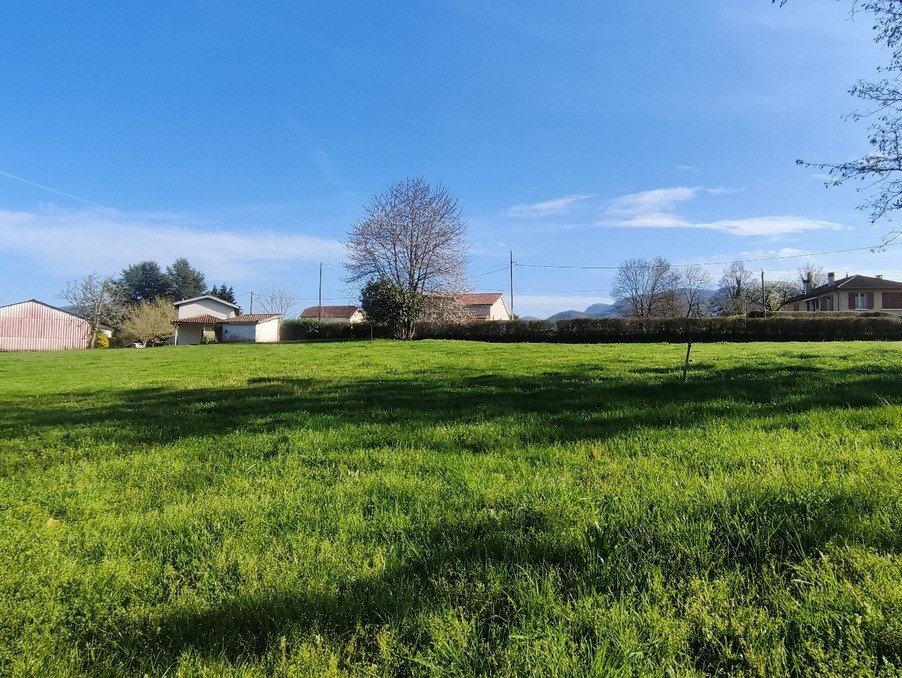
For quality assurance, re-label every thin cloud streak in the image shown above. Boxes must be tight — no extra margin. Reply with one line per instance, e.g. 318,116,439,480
507,194,594,218
0,207,346,281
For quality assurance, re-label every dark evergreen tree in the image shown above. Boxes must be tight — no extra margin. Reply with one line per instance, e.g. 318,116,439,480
208,284,238,305
166,258,206,301
118,261,169,305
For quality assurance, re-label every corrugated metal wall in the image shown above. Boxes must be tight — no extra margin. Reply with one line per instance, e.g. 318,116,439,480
0,300,92,351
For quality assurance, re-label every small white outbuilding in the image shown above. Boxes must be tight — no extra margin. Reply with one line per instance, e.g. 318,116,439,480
219,314,282,343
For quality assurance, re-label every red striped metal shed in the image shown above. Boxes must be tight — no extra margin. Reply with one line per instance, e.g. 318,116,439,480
0,299,92,351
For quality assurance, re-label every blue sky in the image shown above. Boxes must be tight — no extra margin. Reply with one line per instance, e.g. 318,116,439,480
1,1,899,318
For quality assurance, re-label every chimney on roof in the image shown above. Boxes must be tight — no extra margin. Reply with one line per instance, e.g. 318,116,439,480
827,272,835,285
803,273,812,294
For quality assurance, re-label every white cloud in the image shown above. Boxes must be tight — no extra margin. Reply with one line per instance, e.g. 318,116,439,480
507,194,594,218
700,216,846,237
601,186,846,237
0,207,346,281
606,186,700,224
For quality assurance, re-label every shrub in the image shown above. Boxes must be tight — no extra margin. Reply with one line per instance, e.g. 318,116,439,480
415,315,902,343
92,333,110,349
280,319,391,341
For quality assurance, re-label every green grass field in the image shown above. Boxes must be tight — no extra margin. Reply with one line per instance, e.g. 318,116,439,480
1,340,900,676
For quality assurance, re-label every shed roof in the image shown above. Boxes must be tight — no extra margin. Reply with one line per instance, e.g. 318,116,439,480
224,314,281,324
0,299,90,321
300,305,362,319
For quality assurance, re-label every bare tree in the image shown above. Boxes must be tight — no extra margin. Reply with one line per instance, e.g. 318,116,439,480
612,257,681,317
346,178,469,339
679,265,713,318
713,260,758,316
796,262,827,292
423,293,468,324
119,298,176,347
256,288,295,316
58,273,123,345
765,279,800,312
777,1,902,243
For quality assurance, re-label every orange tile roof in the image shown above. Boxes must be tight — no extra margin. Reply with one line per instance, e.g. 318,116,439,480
456,293,504,305
173,314,224,325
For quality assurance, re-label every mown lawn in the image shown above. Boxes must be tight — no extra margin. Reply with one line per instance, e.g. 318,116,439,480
0,340,900,676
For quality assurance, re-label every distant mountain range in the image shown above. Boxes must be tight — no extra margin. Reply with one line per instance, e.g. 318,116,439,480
543,290,719,321
545,301,622,321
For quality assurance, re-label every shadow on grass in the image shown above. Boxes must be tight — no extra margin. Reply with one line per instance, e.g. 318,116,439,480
2,362,900,458
71,479,899,673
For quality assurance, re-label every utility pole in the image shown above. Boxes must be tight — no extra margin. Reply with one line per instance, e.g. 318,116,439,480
509,250,515,318
249,291,254,314
761,270,766,317
318,262,323,321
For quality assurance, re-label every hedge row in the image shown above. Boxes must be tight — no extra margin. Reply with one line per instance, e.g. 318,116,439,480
279,315,902,343
280,319,393,341
415,315,902,343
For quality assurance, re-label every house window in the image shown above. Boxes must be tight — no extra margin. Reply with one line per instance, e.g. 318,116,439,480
855,293,868,310
883,292,902,309
807,298,819,311
822,296,833,311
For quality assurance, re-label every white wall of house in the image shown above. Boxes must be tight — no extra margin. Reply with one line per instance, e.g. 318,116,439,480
488,297,511,320
174,324,204,345
176,298,236,320
254,317,281,342
221,323,256,343
219,317,281,343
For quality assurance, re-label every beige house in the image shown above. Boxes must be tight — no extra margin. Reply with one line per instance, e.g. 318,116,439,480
781,273,902,316
457,293,512,321
173,295,282,344
299,305,366,324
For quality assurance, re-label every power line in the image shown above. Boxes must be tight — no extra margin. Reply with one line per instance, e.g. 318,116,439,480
471,265,510,279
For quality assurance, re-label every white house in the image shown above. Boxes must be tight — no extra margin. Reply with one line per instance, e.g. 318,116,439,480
457,293,512,321
172,295,282,344
173,295,239,345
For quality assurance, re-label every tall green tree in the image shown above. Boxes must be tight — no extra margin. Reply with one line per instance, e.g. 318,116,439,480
166,258,206,301
118,261,169,305
360,277,423,340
